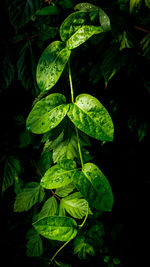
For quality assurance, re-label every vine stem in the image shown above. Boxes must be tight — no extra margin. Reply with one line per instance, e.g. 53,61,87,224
49,239,72,264
68,60,84,168
79,203,89,228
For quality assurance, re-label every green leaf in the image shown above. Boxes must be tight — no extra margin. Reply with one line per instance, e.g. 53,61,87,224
88,221,104,247
145,0,150,8
26,93,69,134
74,234,95,259
99,8,111,31
141,33,150,59
55,182,75,197
67,25,103,49
26,228,43,257
67,94,114,142
129,0,142,14
37,196,57,220
0,50,15,92
9,0,42,30
40,159,77,189
74,3,99,12
19,130,31,148
73,163,114,211
60,192,89,219
36,41,71,91
2,156,21,193
33,216,78,241
14,182,45,212
36,6,60,15
38,150,52,174
119,31,134,51
60,11,90,42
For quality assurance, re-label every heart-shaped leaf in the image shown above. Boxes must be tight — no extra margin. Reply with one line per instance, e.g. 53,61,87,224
73,163,113,212
67,25,103,49
40,159,77,189
26,93,69,134
36,41,71,91
67,94,114,142
33,216,78,241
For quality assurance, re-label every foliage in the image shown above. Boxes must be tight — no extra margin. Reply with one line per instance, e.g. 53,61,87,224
1,0,150,266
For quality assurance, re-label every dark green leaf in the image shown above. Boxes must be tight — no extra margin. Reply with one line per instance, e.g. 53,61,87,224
67,94,114,142
36,41,71,91
73,163,114,211
40,159,77,189
74,234,95,259
60,11,90,42
19,130,31,148
9,0,42,30
26,93,69,134
99,8,111,31
14,182,45,212
26,228,43,257
36,6,60,15
60,192,90,219
55,182,75,197
2,156,21,193
37,196,57,219
119,31,134,50
74,3,99,12
33,216,78,241
38,24,58,41
141,33,150,59
0,50,15,92
145,0,150,8
67,25,103,49
38,150,52,174
129,0,142,14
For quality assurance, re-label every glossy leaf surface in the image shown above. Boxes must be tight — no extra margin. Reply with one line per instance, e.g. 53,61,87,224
41,159,77,189
36,41,71,91
99,8,111,31
73,163,113,211
26,93,69,134
74,2,99,12
60,11,90,42
67,25,103,49
67,94,114,142
33,216,78,241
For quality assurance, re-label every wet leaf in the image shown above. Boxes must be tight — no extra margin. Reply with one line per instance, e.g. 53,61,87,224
74,2,99,12
40,159,77,189
99,8,111,31
33,216,78,241
67,94,114,142
14,182,45,212
26,228,43,257
73,163,114,211
26,93,69,134
60,11,90,42
36,41,71,91
67,25,103,49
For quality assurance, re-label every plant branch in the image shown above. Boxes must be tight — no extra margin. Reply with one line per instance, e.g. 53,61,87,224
79,203,89,228
50,238,72,264
134,26,150,34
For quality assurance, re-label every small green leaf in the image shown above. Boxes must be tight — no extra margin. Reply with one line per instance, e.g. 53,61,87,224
119,31,134,51
0,50,15,92
37,196,57,220
36,6,60,16
55,182,75,197
60,192,90,219
145,0,150,8
26,228,43,257
14,182,45,212
67,94,114,142
73,163,113,211
99,8,111,31
40,159,77,189
74,234,95,259
26,93,69,134
67,25,103,49
141,33,150,59
129,0,142,14
74,3,99,12
33,216,78,241
36,41,71,91
60,11,90,42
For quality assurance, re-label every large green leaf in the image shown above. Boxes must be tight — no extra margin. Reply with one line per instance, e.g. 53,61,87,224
26,93,69,134
9,0,42,30
67,94,114,142
36,41,71,91
73,163,113,212
37,196,57,220
99,8,111,32
40,159,77,189
26,228,43,257
74,3,99,12
14,182,45,212
67,25,103,49
60,192,90,219
60,11,90,42
33,216,78,241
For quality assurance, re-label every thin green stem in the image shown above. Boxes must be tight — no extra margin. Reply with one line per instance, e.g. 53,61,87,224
79,203,89,228
68,60,84,168
50,239,72,264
